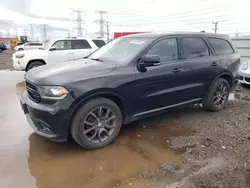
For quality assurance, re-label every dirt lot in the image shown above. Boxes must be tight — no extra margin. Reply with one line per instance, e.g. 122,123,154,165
0,57,250,188
0,50,14,70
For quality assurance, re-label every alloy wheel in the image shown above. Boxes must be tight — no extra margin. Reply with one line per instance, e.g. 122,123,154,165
212,82,228,107
82,106,116,143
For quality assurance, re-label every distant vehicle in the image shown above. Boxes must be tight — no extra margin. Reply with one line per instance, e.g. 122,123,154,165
0,43,7,53
14,42,44,51
114,32,146,39
20,32,240,150
13,38,106,71
238,60,250,85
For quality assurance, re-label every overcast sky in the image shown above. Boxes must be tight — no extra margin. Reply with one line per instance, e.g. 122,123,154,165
0,0,250,40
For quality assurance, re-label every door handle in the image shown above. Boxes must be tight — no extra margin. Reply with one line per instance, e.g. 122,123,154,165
172,68,182,73
211,62,218,67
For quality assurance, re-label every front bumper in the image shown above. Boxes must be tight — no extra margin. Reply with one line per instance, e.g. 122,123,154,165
20,91,72,142
12,56,28,70
238,69,250,85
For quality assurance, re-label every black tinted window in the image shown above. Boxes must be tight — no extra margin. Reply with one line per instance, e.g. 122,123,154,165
72,40,91,49
181,37,209,59
92,40,106,48
28,43,43,46
208,38,234,54
146,38,178,63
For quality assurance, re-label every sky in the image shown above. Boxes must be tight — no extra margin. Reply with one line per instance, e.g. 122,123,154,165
0,0,250,40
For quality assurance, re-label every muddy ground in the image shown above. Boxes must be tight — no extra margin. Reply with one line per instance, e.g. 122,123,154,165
0,57,250,188
0,50,14,70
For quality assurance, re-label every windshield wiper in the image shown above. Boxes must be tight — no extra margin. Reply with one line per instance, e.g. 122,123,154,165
90,58,103,62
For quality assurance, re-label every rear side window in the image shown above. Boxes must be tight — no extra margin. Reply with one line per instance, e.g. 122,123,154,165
92,40,106,48
72,40,92,49
29,43,43,46
208,38,234,54
181,37,209,59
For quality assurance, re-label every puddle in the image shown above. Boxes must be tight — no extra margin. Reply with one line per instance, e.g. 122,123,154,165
27,119,191,188
1,77,193,188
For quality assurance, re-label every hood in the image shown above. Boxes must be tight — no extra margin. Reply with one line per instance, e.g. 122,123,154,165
14,49,47,57
26,58,117,85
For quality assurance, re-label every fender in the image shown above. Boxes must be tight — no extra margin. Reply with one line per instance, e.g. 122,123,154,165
68,88,130,124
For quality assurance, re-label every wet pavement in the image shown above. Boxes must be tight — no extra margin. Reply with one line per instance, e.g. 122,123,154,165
0,71,192,188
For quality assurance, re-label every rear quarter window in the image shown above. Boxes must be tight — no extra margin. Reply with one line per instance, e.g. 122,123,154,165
92,40,106,48
208,38,234,55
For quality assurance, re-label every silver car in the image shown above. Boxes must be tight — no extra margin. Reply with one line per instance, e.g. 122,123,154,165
238,60,250,85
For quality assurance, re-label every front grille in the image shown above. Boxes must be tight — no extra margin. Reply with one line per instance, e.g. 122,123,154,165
245,77,250,83
26,81,41,103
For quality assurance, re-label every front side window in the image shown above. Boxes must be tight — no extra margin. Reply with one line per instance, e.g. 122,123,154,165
208,38,234,54
51,40,71,50
72,40,91,49
146,38,178,63
181,37,209,59
88,37,151,64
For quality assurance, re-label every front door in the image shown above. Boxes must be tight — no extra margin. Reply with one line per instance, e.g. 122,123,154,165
48,40,74,63
132,37,185,115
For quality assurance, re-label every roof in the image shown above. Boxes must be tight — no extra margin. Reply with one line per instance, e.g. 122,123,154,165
123,32,230,39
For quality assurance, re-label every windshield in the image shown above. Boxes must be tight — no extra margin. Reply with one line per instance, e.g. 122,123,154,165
43,40,54,50
88,37,150,64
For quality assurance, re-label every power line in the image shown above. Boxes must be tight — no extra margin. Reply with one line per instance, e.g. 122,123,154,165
71,8,86,37
212,22,219,33
94,10,108,38
29,24,34,41
41,24,48,42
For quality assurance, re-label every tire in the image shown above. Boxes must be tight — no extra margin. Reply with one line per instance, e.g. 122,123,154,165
203,78,230,112
0,49,2,53
26,61,44,71
71,98,122,150
18,48,24,51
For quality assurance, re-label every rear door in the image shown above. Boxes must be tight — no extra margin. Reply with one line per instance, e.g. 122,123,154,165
177,36,220,99
72,39,94,59
48,40,74,63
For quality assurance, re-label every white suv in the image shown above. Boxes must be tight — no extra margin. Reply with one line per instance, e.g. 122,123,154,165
13,38,106,71
14,42,44,51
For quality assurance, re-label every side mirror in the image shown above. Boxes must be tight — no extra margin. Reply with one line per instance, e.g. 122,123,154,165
50,46,56,51
140,55,161,67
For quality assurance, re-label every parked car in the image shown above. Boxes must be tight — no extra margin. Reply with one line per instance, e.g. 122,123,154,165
0,43,7,53
20,32,240,150
14,42,44,51
13,38,106,71
238,60,250,85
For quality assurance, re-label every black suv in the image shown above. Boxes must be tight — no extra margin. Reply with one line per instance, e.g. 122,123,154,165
20,32,240,149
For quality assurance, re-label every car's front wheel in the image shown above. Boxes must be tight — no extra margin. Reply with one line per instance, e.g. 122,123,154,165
26,61,44,71
71,98,122,150
203,78,230,112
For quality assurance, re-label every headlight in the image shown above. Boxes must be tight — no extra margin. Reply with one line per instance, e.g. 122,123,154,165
15,54,25,58
241,61,249,70
38,86,69,100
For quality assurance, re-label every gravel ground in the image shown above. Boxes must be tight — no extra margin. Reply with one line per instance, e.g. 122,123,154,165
0,50,14,70
132,85,250,188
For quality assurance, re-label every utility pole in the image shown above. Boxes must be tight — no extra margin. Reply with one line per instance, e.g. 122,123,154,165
94,10,108,38
71,8,85,37
29,24,34,41
15,28,18,38
106,21,110,41
212,22,219,34
41,24,48,42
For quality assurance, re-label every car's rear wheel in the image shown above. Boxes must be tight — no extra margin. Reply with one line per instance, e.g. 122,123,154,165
18,48,23,51
0,49,2,53
71,98,122,150
203,78,230,112
26,61,44,71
